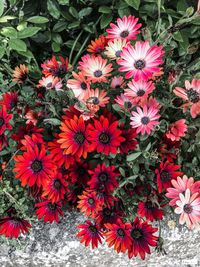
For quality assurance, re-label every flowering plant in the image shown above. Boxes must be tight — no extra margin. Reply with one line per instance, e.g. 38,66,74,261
0,14,200,260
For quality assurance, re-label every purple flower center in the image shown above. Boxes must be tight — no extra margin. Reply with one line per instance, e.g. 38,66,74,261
54,179,61,189
141,116,150,125
120,30,129,38
31,160,43,173
183,204,193,214
94,70,102,77
187,88,199,103
88,197,95,205
117,228,125,237
88,225,98,234
74,132,85,145
99,132,110,144
160,170,170,182
98,172,109,182
131,229,143,239
80,82,87,90
115,50,122,57
137,89,145,96
134,60,146,70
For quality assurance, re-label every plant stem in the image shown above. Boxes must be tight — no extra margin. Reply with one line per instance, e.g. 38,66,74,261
72,34,91,66
69,30,84,64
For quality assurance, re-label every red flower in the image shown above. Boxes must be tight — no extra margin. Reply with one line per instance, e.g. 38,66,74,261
35,200,63,223
87,35,108,54
104,220,132,253
14,145,56,187
95,204,123,227
77,220,103,249
42,172,68,203
119,127,138,154
0,105,12,135
58,116,90,159
41,56,69,78
137,201,164,221
48,135,75,169
77,190,103,218
68,161,89,184
88,164,119,192
20,134,44,151
11,123,43,143
88,116,125,155
0,216,31,239
128,217,158,260
166,119,187,142
0,91,18,110
155,160,183,193
0,134,7,151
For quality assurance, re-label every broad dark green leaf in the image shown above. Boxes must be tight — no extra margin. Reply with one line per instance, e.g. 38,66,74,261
69,7,79,19
124,0,140,10
47,0,60,19
0,0,4,17
17,27,41,38
9,39,27,52
1,27,17,38
100,14,113,29
27,16,49,24
127,152,142,162
79,7,93,18
98,6,112,14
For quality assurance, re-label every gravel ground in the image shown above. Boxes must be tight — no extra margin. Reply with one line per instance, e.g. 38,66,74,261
0,211,200,267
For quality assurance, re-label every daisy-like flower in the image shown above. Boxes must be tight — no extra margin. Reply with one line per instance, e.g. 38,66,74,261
42,172,68,203
119,127,138,154
104,220,132,253
25,110,42,126
95,206,121,227
58,115,90,159
110,76,125,90
0,216,31,239
88,164,119,192
173,79,200,118
13,64,28,84
78,55,113,83
0,105,12,135
20,134,44,151
67,71,90,100
115,93,134,111
155,160,183,193
77,220,104,249
166,119,187,142
83,88,110,108
175,189,200,229
124,80,155,105
104,39,129,60
38,75,62,91
130,105,160,135
35,200,63,223
0,91,18,110
137,201,164,222
118,41,164,81
88,115,125,155
106,15,142,41
48,135,75,169
41,56,69,78
128,217,158,260
87,35,108,55
166,175,200,206
77,190,103,218
68,161,89,184
14,145,56,187
11,123,43,143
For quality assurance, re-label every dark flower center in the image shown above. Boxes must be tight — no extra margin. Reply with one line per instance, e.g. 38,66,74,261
51,66,67,77
137,89,145,96
117,228,125,237
48,203,56,211
80,82,87,90
46,82,52,88
94,70,102,77
78,168,86,176
187,88,199,103
88,97,100,105
88,197,95,205
54,179,61,189
96,47,103,53
88,225,97,234
0,117,5,127
103,208,112,217
60,165,68,175
141,116,150,125
74,132,85,145
99,132,110,144
10,99,17,108
120,30,129,38
160,170,170,182
115,50,122,57
145,201,154,210
183,204,193,214
131,229,143,240
20,73,28,82
31,159,43,173
134,60,146,70
98,172,109,182
115,85,121,89
126,101,132,109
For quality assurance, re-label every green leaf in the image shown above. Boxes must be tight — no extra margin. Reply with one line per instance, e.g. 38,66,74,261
44,118,61,126
17,27,41,38
127,152,142,162
1,27,17,38
47,0,60,19
124,0,140,10
0,15,16,23
98,6,112,14
100,14,113,29
53,21,67,32
67,21,80,29
69,7,79,19
0,0,5,17
57,0,69,4
52,42,60,52
172,31,184,42
118,7,131,17
79,7,93,18
0,44,5,59
9,39,27,52
27,16,49,24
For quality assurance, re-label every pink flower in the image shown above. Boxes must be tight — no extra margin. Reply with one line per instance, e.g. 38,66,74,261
175,189,200,229
124,79,155,104
118,41,164,81
166,175,200,206
67,72,90,100
166,119,187,141
82,88,110,107
38,75,62,91
115,93,133,111
130,105,160,135
110,76,125,89
173,79,200,118
78,55,113,83
106,15,142,41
